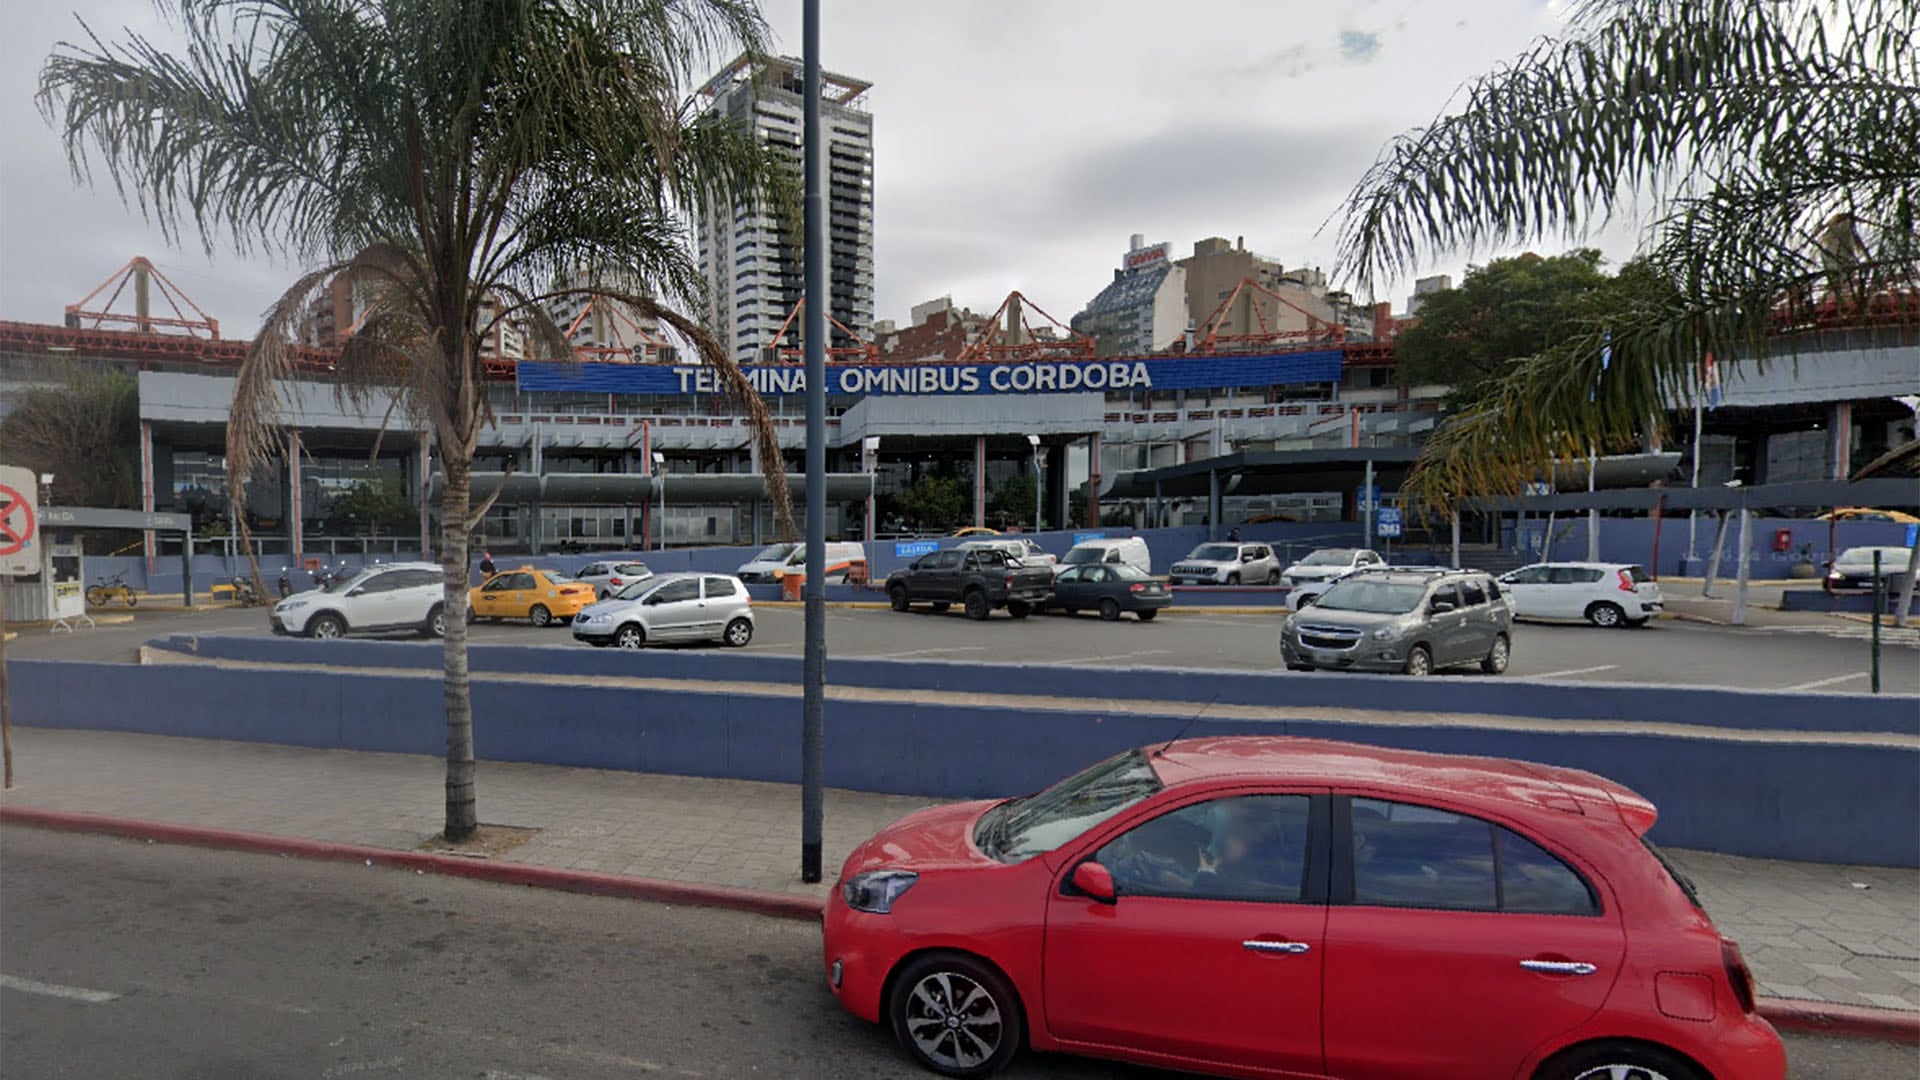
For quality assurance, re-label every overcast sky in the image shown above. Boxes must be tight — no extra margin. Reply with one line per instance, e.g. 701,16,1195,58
0,0,1640,337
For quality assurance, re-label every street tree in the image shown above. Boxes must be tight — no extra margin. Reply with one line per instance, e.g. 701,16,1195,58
41,0,794,840
1337,0,1918,513
988,473,1038,529
895,473,969,531
0,368,139,514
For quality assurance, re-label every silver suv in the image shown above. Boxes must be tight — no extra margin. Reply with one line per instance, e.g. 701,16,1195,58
571,572,754,649
1280,569,1512,676
1169,542,1281,585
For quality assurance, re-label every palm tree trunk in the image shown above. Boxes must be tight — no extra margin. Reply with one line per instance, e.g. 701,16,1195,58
439,452,478,841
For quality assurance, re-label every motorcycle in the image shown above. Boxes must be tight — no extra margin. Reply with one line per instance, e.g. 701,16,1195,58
277,569,293,598
229,575,268,607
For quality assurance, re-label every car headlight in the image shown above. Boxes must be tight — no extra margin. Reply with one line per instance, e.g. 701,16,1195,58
584,613,611,624
1371,624,1405,640
277,599,309,612
842,869,919,914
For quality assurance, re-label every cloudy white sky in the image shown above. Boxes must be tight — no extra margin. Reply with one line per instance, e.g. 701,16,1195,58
0,0,1640,336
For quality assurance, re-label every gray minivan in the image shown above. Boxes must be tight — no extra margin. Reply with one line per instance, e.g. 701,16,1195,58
1279,569,1512,676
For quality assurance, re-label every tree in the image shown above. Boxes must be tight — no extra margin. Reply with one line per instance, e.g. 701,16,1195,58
894,473,969,531
988,472,1038,529
1337,0,1918,513
326,477,418,536
1392,250,1612,403
42,0,793,841
0,368,139,512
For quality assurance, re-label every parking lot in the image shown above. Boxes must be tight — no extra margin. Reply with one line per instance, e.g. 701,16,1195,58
14,599,1917,694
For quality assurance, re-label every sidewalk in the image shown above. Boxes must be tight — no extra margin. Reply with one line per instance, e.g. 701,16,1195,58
2,726,1915,1015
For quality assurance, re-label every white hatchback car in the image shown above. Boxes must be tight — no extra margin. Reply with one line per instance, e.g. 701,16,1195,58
571,572,755,648
1498,562,1664,628
270,562,447,639
575,559,653,599
1280,547,1384,587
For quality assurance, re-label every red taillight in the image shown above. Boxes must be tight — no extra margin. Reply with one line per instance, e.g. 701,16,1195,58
1721,938,1757,1013
1129,583,1146,592
1005,574,1014,589
609,577,622,586
1617,570,1636,593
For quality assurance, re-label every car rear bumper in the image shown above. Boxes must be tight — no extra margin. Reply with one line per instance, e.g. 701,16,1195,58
1007,586,1052,604
1123,593,1174,610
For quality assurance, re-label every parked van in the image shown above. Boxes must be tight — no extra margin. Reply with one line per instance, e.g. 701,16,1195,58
736,541,868,584
1057,536,1152,576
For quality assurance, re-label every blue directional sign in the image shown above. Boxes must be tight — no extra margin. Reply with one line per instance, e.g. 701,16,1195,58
1072,531,1107,544
1907,523,1918,548
894,540,939,559
1356,485,1381,512
1375,507,1403,539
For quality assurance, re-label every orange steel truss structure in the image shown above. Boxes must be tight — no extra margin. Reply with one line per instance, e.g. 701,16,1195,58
559,294,672,363
766,297,879,363
65,256,220,339
1189,276,1345,355
955,291,1096,364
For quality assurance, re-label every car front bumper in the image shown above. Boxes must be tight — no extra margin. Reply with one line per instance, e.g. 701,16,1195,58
1281,635,1410,672
821,889,902,1025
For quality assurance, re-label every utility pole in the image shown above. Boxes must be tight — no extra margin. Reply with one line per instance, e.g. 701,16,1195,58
799,0,828,885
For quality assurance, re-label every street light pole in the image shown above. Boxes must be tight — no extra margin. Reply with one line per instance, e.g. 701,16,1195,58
799,0,828,885
1027,434,1041,531
652,452,665,551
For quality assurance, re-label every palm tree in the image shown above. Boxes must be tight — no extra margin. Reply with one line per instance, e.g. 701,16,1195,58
1336,0,1918,512
41,0,795,840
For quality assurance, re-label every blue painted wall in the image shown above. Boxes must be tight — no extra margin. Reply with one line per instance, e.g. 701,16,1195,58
1531,516,1913,579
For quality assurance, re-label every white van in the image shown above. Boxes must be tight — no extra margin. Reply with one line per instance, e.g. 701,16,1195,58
1057,536,1152,576
736,541,868,584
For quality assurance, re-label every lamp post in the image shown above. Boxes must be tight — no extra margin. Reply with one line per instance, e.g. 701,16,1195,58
799,0,828,884
1026,434,1041,531
651,452,666,551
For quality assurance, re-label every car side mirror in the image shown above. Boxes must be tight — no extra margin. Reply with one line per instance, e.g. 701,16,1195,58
1297,594,1317,607
347,587,366,597
1070,861,1117,905
1431,599,1456,614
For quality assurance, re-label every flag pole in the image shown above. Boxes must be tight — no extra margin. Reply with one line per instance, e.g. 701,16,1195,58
1688,360,1704,564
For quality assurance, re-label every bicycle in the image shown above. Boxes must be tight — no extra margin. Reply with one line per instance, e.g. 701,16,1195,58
85,572,140,608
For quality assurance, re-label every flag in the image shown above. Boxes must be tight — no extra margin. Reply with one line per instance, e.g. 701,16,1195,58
1702,351,1722,411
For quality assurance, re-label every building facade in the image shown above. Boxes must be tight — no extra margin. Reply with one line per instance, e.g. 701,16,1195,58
693,54,874,363
1071,237,1191,356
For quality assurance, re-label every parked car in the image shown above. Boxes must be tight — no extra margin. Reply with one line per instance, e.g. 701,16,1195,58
887,547,1055,620
822,736,1783,1080
1288,564,1450,611
575,559,653,599
570,572,754,648
1815,507,1920,525
736,540,868,584
270,562,446,639
470,566,597,627
1279,547,1383,587
1057,536,1153,576
1041,563,1171,621
1499,562,1664,628
959,538,1057,569
1825,545,1917,591
1169,542,1281,586
1280,568,1512,675
949,526,1001,538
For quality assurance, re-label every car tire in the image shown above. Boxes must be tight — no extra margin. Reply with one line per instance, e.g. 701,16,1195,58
1267,569,1281,585
1136,609,1158,622
963,590,990,621
931,602,951,613
1286,662,1313,672
1098,598,1121,622
1585,601,1626,629
1481,633,1510,674
723,617,753,647
889,586,910,612
1403,644,1432,676
307,614,345,640
614,624,646,649
1531,1040,1706,1080
888,952,1024,1079
424,605,446,639
1226,572,1241,585
529,604,552,628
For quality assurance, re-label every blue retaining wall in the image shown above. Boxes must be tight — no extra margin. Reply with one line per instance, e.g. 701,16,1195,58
1532,517,1913,580
1779,589,1920,615
14,657,1915,866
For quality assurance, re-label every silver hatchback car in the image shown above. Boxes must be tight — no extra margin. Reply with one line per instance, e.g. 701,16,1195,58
1280,568,1512,676
571,572,754,649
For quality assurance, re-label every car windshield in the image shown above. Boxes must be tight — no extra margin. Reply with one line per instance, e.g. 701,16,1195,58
613,577,667,601
1191,545,1237,561
616,563,649,575
544,571,576,583
1298,549,1354,566
976,750,1162,863
752,543,797,562
1061,547,1107,565
1311,580,1427,614
328,570,374,594
1109,564,1151,581
1839,547,1910,565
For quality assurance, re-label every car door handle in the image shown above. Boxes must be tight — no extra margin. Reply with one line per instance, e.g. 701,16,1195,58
1242,940,1311,955
1520,959,1597,976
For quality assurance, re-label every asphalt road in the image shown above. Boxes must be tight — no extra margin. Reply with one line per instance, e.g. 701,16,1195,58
1,828,1907,1079
13,599,1918,694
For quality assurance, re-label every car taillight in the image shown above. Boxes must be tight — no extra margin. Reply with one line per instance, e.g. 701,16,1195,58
1617,570,1636,592
1129,583,1146,592
1721,938,1756,1013
1004,574,1014,589
609,577,622,586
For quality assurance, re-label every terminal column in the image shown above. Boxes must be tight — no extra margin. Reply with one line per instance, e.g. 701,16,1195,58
1208,468,1222,541
287,430,304,563
1830,402,1853,480
973,435,987,529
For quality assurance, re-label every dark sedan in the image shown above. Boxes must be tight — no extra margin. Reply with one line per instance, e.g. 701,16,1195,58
1041,563,1171,621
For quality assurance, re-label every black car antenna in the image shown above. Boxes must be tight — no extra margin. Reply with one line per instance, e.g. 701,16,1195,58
1154,693,1222,758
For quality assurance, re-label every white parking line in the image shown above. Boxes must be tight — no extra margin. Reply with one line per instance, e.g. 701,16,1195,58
0,973,120,1004
1782,672,1869,691
1044,650,1175,665
867,646,989,659
1527,664,1619,681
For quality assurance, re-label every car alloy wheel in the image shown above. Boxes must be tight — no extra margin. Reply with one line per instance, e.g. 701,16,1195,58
428,606,446,638
1267,569,1281,584
724,617,753,647
1098,598,1121,622
889,586,910,612
615,624,645,649
1482,634,1509,674
1587,601,1625,628
1226,572,1241,585
963,590,990,621
890,955,1022,1078
529,604,552,628
1541,1040,1705,1080
1404,645,1432,676
308,615,344,640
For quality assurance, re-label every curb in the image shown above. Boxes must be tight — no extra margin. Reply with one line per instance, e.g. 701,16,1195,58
12,614,138,629
1757,996,1920,1044
0,804,826,923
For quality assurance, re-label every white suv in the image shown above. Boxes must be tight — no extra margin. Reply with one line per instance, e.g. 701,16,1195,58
1281,548,1383,587
1498,562,1664,628
1169,542,1281,585
271,562,447,639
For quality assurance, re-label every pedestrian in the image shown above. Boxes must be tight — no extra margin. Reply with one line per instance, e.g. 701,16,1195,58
479,550,496,578
1228,526,1243,542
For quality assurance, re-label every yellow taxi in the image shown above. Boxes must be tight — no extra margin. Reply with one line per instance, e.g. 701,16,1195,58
949,526,1001,537
470,566,597,627
1816,507,1920,525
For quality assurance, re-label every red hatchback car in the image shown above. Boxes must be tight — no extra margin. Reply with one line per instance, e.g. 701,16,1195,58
822,736,1785,1080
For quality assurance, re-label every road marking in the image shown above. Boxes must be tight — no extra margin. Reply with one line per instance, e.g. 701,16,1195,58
1526,665,1619,681
1044,650,1175,665
0,974,120,1004
321,1059,405,1078
1782,672,1870,691
868,646,989,659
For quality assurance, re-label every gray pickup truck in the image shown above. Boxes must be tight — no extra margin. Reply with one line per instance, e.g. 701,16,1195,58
886,547,1055,620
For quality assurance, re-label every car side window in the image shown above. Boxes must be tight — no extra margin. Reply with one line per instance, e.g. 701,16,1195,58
1546,567,1579,585
1351,798,1496,911
1430,584,1461,609
509,572,537,590
482,575,512,592
651,579,699,604
1096,795,1312,903
1055,567,1081,583
703,577,738,598
933,551,963,570
1460,581,1488,607
1106,550,1122,563
355,573,395,594
582,563,605,577
400,569,439,589
1497,828,1599,915
1576,568,1606,584
1506,567,1543,585
1485,578,1503,601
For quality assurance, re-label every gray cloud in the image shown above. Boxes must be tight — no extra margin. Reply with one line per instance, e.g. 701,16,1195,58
1338,29,1382,63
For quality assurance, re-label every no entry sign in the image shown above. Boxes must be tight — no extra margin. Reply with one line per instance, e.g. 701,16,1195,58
0,465,41,575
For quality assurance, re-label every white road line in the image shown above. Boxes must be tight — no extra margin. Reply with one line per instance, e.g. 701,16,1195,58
1527,664,1619,681
1782,672,1870,691
1044,650,1176,665
0,974,120,1004
867,646,989,659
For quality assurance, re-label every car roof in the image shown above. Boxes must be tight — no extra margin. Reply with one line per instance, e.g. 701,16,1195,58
364,561,439,572
1147,735,1647,825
